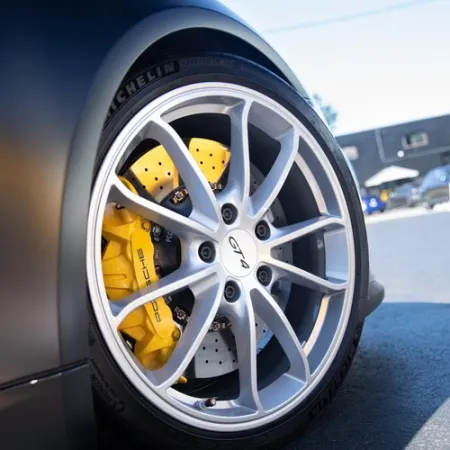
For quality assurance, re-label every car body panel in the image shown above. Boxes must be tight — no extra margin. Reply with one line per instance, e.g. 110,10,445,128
0,0,311,388
0,1,383,447
0,364,94,450
0,2,316,447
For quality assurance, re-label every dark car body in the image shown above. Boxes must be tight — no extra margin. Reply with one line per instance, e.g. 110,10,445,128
419,165,450,209
387,182,421,209
0,2,384,449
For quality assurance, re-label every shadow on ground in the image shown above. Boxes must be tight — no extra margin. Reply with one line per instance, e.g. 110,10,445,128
287,302,450,450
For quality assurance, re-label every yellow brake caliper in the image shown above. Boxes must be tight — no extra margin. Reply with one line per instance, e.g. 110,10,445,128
101,138,230,374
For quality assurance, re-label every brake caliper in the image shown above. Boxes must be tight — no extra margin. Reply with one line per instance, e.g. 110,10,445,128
102,178,179,371
101,139,230,373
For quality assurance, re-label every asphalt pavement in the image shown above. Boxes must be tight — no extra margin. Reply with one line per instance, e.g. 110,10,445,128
289,206,450,449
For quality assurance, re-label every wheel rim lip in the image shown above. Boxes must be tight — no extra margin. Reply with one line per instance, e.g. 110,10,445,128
86,82,356,431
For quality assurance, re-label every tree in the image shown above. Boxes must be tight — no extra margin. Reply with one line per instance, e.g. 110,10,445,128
312,94,338,131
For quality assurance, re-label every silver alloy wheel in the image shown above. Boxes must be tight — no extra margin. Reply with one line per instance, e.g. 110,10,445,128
87,82,356,431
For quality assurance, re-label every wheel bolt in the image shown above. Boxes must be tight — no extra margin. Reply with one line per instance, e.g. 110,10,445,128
224,281,240,302
257,266,272,286
199,241,215,263
222,204,238,225
255,221,270,240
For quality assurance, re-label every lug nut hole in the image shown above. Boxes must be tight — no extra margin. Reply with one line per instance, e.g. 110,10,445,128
257,266,272,286
224,281,240,302
222,204,238,225
255,221,270,240
199,241,215,263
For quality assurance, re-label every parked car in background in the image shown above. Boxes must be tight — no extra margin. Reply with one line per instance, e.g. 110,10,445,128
387,182,421,209
361,194,386,214
419,165,450,209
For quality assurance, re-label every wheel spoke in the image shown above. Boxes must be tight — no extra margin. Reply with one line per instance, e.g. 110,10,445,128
249,128,299,221
147,118,220,228
221,101,252,205
109,176,215,239
265,215,344,248
264,258,347,294
251,286,310,381
111,264,217,326
150,277,224,389
222,293,263,412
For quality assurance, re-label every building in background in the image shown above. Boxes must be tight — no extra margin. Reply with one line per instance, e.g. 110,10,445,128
337,114,450,191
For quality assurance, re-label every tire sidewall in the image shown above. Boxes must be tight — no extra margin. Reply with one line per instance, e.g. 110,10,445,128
89,53,369,449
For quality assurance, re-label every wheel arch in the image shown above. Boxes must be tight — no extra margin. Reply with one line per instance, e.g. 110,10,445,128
120,6,310,95
78,7,311,144
124,26,305,94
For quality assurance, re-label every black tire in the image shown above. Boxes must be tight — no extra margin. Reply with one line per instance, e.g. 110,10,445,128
89,53,369,450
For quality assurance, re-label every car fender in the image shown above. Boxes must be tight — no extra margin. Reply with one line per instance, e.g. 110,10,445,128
1,0,310,385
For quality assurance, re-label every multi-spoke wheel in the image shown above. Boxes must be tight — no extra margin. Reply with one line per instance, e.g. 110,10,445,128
87,54,368,449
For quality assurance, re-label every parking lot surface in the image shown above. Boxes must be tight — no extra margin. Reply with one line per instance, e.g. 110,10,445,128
288,207,450,449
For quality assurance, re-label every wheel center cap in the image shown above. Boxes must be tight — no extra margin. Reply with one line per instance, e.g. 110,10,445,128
220,229,258,277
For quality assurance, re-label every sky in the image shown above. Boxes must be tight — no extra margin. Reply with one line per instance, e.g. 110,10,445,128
221,0,450,135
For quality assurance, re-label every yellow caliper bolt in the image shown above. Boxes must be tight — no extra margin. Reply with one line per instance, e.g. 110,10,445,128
172,328,181,341
141,220,151,232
